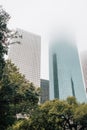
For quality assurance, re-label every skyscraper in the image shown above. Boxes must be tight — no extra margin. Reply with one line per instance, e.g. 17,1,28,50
80,51,87,93
40,79,49,103
49,37,87,103
8,29,41,87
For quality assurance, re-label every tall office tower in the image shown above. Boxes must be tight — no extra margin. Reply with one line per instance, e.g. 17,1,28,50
9,29,41,87
40,79,49,103
80,51,87,93
49,37,87,103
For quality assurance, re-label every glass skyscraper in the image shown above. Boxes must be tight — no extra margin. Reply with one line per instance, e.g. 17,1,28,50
49,37,87,103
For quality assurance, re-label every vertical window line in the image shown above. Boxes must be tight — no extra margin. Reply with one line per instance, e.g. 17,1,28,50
53,53,59,98
71,77,75,97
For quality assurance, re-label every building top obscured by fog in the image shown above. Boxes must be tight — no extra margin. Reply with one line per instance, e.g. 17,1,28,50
49,35,87,103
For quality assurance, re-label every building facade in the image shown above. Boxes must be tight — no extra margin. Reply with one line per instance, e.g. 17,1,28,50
40,79,49,103
9,29,41,87
80,51,87,93
49,38,87,103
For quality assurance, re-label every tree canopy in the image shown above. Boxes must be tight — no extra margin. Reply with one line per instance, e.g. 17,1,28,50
0,60,40,130
9,97,87,130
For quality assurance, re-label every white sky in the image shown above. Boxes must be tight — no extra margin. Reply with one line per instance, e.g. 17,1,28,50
1,0,87,79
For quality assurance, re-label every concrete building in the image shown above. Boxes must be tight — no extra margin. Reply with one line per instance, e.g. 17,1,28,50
49,37,87,103
8,29,41,87
80,51,87,93
40,79,49,103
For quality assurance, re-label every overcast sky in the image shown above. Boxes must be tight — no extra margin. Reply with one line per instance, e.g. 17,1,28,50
1,0,87,79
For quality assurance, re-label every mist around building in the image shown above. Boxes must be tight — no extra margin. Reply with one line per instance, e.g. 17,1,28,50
8,28,87,103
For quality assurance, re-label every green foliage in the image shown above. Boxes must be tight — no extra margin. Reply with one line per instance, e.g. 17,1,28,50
0,60,39,130
0,6,10,80
7,120,28,130
10,97,87,130
66,96,78,105
0,7,11,129
74,104,87,129
0,6,21,80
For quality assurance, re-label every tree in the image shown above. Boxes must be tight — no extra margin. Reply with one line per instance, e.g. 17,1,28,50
9,99,73,130
0,6,10,80
0,6,25,129
0,60,39,130
0,6,21,80
10,97,87,130
74,104,87,130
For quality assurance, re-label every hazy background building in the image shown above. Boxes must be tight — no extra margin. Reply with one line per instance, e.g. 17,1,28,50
8,29,41,87
80,51,87,93
49,37,87,103
40,79,49,103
